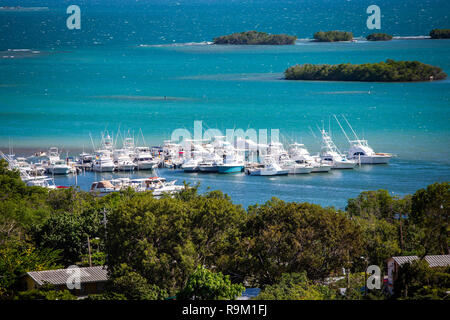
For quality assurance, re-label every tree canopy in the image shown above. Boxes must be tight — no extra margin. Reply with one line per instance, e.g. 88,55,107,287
430,29,450,39
366,33,393,41
285,59,447,82
313,31,353,42
213,31,297,45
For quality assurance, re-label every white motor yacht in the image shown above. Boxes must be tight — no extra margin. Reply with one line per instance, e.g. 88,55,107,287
47,159,72,175
134,147,158,170
288,143,331,173
319,129,356,169
113,149,136,171
247,156,289,176
24,176,57,189
334,115,391,164
93,152,116,172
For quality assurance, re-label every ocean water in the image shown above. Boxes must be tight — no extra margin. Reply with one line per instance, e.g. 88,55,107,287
0,0,449,208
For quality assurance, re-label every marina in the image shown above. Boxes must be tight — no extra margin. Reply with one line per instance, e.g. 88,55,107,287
0,116,408,206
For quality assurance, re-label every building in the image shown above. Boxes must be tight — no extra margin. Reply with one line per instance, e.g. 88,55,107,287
21,265,108,296
387,255,450,294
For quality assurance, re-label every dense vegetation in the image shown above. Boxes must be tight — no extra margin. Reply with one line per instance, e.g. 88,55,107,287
430,29,450,39
213,31,297,45
366,33,393,41
313,30,353,42
284,59,447,82
0,159,448,300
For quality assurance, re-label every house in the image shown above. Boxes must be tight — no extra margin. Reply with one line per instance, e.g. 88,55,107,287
21,265,108,296
387,255,450,294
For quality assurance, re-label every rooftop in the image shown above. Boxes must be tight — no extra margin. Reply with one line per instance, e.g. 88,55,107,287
27,266,108,286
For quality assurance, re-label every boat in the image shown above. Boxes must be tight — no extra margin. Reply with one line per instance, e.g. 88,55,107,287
333,115,392,164
113,149,136,171
92,153,116,172
90,180,119,196
133,147,159,170
182,158,201,172
47,159,72,175
197,153,222,173
217,153,245,174
288,143,331,173
23,175,57,189
319,129,356,169
247,156,289,176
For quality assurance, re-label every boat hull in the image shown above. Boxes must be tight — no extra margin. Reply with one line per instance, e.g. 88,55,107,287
287,167,313,174
332,161,356,169
248,169,289,176
311,165,332,173
217,165,244,174
198,166,219,173
48,167,72,175
93,165,115,172
352,155,391,164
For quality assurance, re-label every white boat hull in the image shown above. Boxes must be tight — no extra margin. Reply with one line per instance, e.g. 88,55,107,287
93,165,115,172
48,166,72,175
332,161,356,169
352,155,391,164
248,169,289,176
136,162,157,170
287,167,313,174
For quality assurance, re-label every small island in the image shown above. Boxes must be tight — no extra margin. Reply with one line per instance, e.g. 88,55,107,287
430,29,450,39
366,33,393,41
213,31,297,45
284,59,447,82
313,30,353,42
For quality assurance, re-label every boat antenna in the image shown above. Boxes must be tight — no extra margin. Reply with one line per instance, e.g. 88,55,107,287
342,115,360,140
140,128,147,147
333,114,351,143
89,132,96,151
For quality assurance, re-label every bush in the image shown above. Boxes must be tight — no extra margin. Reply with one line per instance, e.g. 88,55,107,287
285,59,447,82
213,31,297,45
366,33,393,41
430,29,450,39
313,30,353,42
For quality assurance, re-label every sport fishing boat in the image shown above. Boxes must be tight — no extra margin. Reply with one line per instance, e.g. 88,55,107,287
217,152,245,174
181,158,201,172
247,156,289,176
288,143,331,173
333,115,392,164
319,129,356,169
198,153,223,173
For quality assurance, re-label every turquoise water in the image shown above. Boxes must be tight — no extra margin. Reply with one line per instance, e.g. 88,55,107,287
0,1,449,208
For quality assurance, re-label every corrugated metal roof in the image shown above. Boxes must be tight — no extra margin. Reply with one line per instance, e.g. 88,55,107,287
27,266,108,286
392,255,450,267
392,256,419,265
425,255,450,267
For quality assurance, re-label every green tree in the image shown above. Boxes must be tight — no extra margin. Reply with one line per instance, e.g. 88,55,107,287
256,272,334,300
15,283,76,300
177,265,244,300
242,198,364,286
394,260,450,299
411,182,449,255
